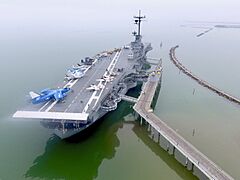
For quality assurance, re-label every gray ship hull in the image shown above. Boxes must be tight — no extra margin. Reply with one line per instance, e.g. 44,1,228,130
13,12,153,139
43,42,151,139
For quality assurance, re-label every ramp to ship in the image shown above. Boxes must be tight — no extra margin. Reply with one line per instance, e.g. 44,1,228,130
133,64,233,180
120,94,138,103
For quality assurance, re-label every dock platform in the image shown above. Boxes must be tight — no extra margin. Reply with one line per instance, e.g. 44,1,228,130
133,64,233,180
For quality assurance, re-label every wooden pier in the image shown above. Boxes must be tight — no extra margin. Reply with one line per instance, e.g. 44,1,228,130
170,45,240,106
133,65,234,180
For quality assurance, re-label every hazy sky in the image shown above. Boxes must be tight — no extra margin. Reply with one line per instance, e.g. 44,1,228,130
1,0,240,27
0,0,239,42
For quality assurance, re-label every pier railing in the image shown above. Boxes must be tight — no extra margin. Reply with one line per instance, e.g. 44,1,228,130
133,63,234,180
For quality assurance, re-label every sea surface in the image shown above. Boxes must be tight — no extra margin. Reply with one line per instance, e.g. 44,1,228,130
1,1,240,179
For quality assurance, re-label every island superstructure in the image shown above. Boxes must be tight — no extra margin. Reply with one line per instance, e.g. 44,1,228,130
13,11,153,139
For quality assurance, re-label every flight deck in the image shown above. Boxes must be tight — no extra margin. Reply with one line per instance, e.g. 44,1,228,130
13,47,135,121
13,11,153,139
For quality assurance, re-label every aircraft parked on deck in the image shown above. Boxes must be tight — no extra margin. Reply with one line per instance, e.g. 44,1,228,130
29,87,71,104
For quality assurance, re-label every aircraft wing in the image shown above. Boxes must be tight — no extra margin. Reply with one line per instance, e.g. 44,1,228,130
54,91,64,100
41,88,51,94
86,87,94,90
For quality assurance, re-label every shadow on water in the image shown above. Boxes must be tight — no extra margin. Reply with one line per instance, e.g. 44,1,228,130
127,83,196,180
128,120,198,180
24,85,140,180
24,84,196,180
24,99,133,180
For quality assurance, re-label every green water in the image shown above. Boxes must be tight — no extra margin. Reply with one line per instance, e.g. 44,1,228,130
1,0,240,179
22,102,197,180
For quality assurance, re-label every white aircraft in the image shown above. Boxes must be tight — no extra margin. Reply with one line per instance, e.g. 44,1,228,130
110,72,117,76
86,84,104,91
72,64,89,71
97,75,114,83
100,52,108,58
65,68,84,81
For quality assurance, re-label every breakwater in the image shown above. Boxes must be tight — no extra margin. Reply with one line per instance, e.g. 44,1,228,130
170,46,240,106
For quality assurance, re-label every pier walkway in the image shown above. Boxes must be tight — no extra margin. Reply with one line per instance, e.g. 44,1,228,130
133,65,233,180
120,94,138,103
170,45,240,106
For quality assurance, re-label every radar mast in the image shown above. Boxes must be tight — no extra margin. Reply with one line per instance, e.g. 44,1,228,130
133,10,146,36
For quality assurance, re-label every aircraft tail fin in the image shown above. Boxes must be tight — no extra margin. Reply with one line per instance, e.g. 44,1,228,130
29,91,40,99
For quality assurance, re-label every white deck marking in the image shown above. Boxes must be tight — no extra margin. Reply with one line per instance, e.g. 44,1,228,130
38,100,51,111
38,79,73,112
44,58,99,112
63,56,110,112
93,50,122,108
82,50,122,113
44,100,59,112
83,90,98,113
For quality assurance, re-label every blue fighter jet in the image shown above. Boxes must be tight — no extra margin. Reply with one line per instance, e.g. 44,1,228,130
29,87,71,104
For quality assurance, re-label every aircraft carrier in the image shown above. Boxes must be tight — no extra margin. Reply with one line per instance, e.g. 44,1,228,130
13,11,153,139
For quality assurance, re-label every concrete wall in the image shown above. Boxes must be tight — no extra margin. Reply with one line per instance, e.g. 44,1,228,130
168,143,175,155
151,127,159,143
174,148,188,167
159,134,169,151
134,112,140,120
134,111,212,180
186,159,193,171
193,165,209,180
